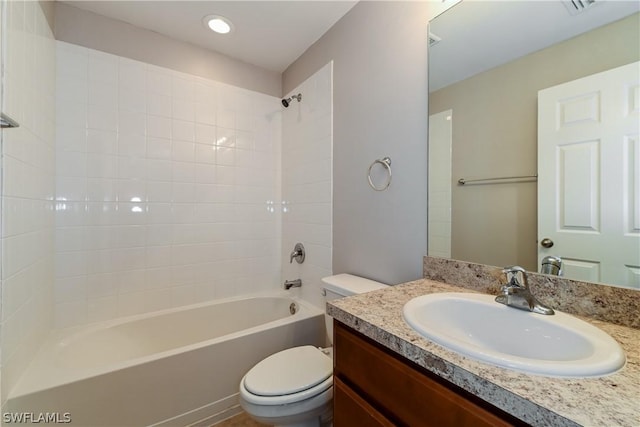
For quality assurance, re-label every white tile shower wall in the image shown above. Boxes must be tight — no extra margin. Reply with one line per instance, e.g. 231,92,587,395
281,63,333,309
54,41,282,327
0,1,56,403
427,110,452,258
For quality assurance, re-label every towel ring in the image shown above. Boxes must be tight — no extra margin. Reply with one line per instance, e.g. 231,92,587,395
367,157,392,191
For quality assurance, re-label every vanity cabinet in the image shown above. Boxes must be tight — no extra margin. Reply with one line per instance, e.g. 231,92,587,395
333,321,527,427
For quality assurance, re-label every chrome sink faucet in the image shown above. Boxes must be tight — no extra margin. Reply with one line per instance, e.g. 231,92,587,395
495,266,554,315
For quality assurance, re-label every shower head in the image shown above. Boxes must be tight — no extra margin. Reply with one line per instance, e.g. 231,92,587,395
281,93,302,108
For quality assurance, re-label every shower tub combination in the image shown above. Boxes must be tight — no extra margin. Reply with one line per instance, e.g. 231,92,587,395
7,293,325,426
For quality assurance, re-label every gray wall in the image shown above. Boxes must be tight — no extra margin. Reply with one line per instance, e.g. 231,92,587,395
429,14,640,271
53,2,281,97
283,2,448,285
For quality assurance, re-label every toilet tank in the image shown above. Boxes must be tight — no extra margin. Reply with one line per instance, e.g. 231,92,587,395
322,274,388,344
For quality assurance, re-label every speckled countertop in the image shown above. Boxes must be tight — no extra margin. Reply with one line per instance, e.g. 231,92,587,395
327,279,640,427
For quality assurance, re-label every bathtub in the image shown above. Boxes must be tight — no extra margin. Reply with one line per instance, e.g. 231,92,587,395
7,293,325,426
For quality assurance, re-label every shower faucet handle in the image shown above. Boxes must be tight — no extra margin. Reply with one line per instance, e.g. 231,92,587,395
289,243,305,264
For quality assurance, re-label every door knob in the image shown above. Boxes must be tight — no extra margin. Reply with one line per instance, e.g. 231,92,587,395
540,238,554,248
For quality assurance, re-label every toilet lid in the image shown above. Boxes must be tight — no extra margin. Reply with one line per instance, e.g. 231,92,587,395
244,346,332,396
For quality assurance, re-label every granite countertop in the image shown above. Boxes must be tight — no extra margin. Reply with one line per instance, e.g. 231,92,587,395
327,279,640,427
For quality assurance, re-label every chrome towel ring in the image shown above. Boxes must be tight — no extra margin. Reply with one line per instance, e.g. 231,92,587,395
367,157,392,191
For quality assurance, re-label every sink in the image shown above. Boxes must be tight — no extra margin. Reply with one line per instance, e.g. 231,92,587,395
403,292,625,377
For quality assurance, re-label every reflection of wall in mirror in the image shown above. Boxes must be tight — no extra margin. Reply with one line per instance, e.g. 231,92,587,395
429,13,640,272
428,110,453,258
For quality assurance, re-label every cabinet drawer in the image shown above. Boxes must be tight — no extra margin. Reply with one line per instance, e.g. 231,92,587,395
334,377,395,427
334,321,519,427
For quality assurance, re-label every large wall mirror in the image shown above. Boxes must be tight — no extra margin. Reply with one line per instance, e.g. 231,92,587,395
427,0,639,288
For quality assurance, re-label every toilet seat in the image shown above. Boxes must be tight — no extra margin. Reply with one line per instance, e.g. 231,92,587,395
240,346,333,406
241,375,333,406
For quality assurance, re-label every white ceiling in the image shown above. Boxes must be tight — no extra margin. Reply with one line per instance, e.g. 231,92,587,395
429,0,640,91
61,1,358,72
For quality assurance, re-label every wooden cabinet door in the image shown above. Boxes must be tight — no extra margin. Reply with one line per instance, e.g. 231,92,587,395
334,377,395,427
334,321,523,427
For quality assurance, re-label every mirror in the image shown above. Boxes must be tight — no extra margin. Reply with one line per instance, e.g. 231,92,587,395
427,0,640,287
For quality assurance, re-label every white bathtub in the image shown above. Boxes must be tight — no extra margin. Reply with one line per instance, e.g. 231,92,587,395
7,293,325,426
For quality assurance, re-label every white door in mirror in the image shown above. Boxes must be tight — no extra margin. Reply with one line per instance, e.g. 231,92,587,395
538,61,640,287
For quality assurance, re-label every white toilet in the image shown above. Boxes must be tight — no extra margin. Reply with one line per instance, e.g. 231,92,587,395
239,274,388,427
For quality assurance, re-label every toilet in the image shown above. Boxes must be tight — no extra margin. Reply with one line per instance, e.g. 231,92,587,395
239,274,388,427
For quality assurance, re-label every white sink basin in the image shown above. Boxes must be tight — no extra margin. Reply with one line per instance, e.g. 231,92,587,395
403,292,625,377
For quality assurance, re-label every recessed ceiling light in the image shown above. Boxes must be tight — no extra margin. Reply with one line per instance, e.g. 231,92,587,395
203,15,234,35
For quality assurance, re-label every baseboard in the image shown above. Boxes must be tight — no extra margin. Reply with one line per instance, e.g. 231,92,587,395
150,393,240,427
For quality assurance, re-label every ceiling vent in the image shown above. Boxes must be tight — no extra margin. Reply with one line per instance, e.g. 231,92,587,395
563,0,598,15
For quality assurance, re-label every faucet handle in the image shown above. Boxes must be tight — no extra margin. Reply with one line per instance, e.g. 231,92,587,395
502,266,528,288
290,242,305,264
497,266,554,315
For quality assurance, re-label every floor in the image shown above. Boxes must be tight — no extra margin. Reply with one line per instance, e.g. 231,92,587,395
215,412,269,427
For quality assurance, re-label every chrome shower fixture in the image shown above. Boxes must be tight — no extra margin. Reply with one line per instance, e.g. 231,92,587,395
282,93,302,108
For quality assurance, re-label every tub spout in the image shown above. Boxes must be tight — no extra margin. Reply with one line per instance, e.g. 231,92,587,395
284,279,302,290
